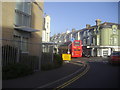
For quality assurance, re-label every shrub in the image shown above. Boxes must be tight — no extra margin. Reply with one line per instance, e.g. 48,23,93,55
2,63,33,80
41,52,52,65
41,54,63,71
53,54,63,68
20,54,39,70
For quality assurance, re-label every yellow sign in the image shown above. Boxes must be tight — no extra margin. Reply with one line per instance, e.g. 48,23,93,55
62,54,71,61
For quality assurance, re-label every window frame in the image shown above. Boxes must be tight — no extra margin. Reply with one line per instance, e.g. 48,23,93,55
14,35,29,53
14,2,31,27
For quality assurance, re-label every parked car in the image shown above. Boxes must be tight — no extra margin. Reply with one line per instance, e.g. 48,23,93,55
109,51,120,64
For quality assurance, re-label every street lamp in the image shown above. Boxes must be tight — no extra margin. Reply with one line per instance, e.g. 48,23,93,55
67,43,72,54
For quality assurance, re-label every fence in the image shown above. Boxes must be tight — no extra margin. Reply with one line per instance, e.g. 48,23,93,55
1,39,41,71
41,45,54,65
1,39,56,71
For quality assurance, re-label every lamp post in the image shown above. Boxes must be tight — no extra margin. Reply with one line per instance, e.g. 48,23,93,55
67,43,72,54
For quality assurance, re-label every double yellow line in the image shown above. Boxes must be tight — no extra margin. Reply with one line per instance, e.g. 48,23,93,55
53,63,90,89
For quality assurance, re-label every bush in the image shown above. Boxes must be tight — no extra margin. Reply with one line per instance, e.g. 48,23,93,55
2,63,34,80
41,52,52,65
20,54,39,70
53,54,63,68
41,54,63,71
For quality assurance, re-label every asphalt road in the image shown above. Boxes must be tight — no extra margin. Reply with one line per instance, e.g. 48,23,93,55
3,57,120,89
64,58,120,88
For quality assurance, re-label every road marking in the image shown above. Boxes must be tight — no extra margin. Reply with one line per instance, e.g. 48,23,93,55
54,63,90,89
34,62,86,89
55,64,90,89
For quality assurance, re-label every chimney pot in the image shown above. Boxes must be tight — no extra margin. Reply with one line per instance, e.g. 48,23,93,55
96,19,101,26
72,28,76,32
86,24,91,28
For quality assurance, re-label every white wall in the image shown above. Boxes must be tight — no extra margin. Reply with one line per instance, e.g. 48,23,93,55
43,15,51,42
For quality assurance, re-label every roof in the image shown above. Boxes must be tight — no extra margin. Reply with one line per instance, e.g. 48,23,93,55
50,22,120,38
76,22,120,33
60,41,72,46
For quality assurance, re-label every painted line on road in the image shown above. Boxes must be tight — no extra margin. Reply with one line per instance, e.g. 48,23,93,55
54,63,90,89
34,62,86,89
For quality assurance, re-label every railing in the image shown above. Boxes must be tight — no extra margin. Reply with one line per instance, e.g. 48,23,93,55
1,39,55,71
2,45,18,66
1,39,40,71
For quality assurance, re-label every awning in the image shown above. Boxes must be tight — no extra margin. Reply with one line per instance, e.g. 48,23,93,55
42,42,58,45
14,26,40,32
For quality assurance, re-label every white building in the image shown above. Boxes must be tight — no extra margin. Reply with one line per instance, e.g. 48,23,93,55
42,14,51,53
42,14,51,42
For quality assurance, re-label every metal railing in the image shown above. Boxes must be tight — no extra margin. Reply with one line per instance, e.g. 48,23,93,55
1,39,41,71
1,38,57,71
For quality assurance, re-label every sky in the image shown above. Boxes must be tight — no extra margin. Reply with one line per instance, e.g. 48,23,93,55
44,2,118,36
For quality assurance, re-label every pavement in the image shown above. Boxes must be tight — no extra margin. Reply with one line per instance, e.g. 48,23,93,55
2,62,84,89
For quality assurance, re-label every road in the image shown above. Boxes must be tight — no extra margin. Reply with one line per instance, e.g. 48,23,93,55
3,57,119,89
57,57,120,88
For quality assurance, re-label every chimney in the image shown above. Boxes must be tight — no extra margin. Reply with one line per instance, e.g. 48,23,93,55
86,24,91,28
66,30,70,34
96,19,101,26
72,28,76,32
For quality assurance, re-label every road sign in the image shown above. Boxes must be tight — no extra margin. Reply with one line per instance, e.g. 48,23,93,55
62,54,71,61
71,37,75,42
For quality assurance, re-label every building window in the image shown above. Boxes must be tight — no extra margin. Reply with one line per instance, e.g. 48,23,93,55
113,37,117,45
87,37,90,45
110,38,113,45
87,30,90,36
83,39,86,45
14,36,21,49
92,37,95,45
14,35,28,52
110,36,118,46
112,25,117,34
97,36,100,45
47,22,49,29
83,31,86,37
15,2,31,27
113,28,117,34
22,37,28,52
